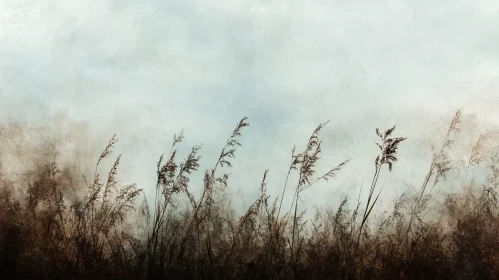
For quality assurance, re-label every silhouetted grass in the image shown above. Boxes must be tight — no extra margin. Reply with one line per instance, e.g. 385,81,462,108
1,109,499,279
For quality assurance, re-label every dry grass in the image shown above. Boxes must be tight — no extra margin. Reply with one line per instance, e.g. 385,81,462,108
1,109,499,279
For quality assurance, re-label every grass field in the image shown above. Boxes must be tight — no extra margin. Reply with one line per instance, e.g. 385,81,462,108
1,109,499,279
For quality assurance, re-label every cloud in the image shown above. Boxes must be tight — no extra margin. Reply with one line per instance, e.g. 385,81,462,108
1,0,499,214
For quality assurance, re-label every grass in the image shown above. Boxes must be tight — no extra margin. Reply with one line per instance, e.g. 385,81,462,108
1,108,499,279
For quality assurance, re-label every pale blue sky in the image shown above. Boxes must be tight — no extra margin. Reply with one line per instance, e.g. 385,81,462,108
2,0,499,215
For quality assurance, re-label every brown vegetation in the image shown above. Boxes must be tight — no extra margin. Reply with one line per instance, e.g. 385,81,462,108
1,109,499,279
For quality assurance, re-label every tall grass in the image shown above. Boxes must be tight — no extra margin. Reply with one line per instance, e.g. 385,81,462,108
1,109,499,279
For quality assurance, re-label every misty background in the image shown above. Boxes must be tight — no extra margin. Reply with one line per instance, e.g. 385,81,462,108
1,0,499,215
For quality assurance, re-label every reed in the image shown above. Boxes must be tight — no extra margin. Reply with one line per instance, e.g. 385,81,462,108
1,109,499,279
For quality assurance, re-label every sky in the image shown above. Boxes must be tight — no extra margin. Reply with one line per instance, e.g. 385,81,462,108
1,0,499,216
